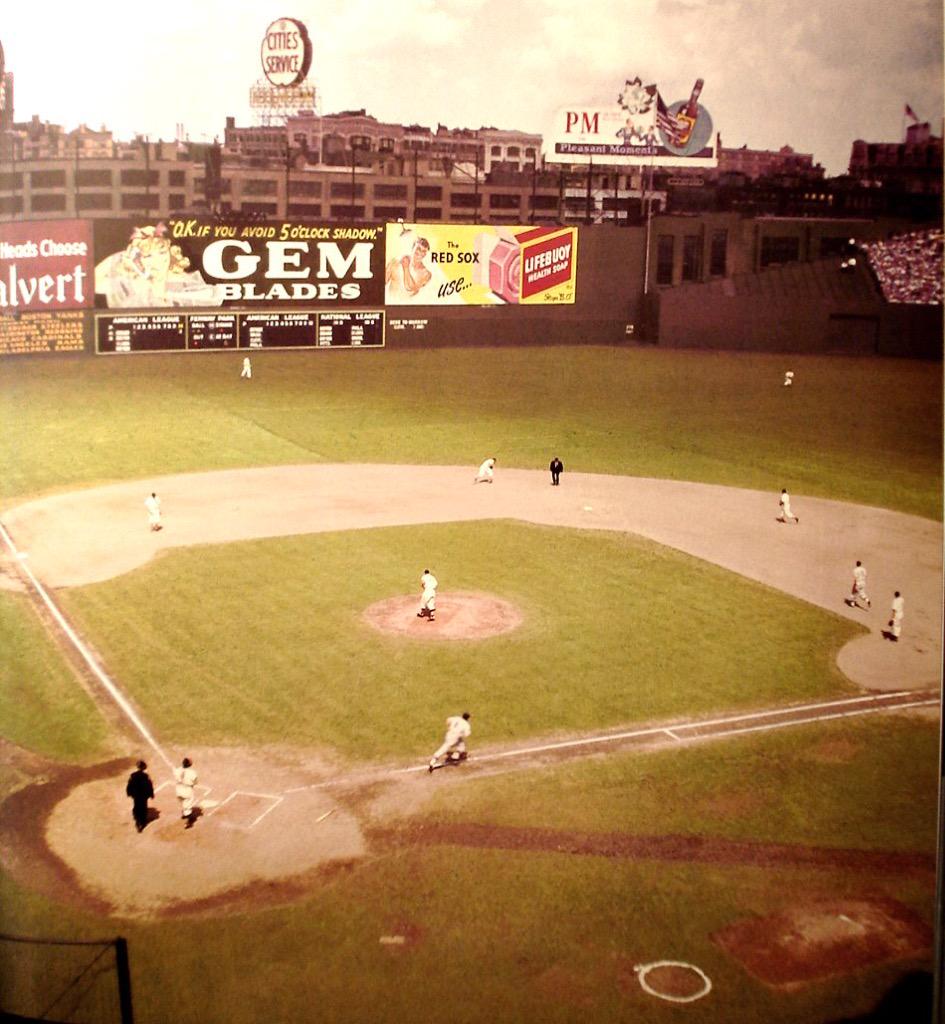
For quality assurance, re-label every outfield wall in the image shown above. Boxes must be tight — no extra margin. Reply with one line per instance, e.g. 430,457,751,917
0,214,939,357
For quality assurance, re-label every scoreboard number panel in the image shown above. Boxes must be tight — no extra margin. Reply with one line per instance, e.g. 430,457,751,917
95,311,384,353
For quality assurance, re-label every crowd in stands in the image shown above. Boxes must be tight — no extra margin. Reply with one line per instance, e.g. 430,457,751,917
861,229,944,305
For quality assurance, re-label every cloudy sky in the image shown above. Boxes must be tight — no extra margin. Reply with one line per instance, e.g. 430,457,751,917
2,0,942,176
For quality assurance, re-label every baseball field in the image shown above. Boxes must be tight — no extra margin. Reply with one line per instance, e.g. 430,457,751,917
0,345,941,1023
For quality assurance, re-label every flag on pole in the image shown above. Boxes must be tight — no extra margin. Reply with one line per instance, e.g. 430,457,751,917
905,104,919,122
656,93,685,145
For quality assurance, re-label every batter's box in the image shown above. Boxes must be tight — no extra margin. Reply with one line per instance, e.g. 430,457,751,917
205,791,283,830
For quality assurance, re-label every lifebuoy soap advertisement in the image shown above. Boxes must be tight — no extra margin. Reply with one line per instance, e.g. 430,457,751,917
384,223,577,305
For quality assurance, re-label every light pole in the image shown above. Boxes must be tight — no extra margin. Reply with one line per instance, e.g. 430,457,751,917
349,138,364,224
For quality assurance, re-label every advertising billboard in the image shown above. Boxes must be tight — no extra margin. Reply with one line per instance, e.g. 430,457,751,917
0,219,93,313
546,76,716,167
385,223,577,306
93,218,385,309
91,218,386,353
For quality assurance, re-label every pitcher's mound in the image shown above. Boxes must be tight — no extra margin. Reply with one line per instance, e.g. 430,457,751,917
363,591,523,640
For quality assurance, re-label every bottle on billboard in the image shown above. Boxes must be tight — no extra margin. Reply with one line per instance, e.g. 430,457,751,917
673,78,704,147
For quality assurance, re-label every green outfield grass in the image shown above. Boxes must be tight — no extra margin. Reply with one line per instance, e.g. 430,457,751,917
0,345,940,1024
3,348,941,518
0,713,935,1024
55,520,862,759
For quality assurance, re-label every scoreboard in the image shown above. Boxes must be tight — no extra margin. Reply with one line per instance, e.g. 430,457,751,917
95,310,384,353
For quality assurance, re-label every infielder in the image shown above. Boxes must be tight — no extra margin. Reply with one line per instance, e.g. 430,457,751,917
474,457,496,484
429,712,471,772
417,568,438,621
886,591,904,641
174,757,199,827
145,491,162,531
777,488,799,524
845,560,871,610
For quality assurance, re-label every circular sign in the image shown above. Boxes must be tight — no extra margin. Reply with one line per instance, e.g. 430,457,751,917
659,101,713,157
260,18,312,88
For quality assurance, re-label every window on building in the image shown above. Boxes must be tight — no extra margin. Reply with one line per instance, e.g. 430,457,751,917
0,196,23,215
525,148,536,160
416,185,442,200
31,193,67,212
760,235,801,266
373,183,408,199
450,192,480,208
507,146,520,158
682,235,702,281
415,207,441,220
531,194,558,210
119,169,159,186
329,204,365,219
292,180,322,197
241,202,277,215
243,178,278,196
168,170,186,186
491,146,502,156
120,194,155,210
709,229,727,276
656,235,674,285
489,193,521,209
0,172,24,190
168,194,187,209
76,169,112,187
373,206,408,219
378,137,396,152
287,203,322,216
30,169,67,189
330,182,365,198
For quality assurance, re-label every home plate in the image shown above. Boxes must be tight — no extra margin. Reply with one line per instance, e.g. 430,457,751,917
207,791,283,829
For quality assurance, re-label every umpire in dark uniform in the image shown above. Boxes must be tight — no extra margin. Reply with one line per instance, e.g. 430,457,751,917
126,760,154,833
549,456,564,486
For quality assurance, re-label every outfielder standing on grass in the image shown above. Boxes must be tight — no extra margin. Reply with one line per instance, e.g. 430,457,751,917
417,568,438,621
429,712,471,772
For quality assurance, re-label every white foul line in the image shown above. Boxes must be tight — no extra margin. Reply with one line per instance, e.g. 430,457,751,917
0,519,174,771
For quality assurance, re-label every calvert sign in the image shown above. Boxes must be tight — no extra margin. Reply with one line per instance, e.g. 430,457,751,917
546,76,717,167
260,18,312,87
0,220,93,312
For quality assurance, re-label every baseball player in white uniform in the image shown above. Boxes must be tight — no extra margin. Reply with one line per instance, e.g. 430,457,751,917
845,561,871,610
174,757,199,827
145,492,162,531
417,568,438,621
783,370,794,387
474,457,496,483
240,356,252,379
777,489,799,524
887,591,904,641
429,712,471,772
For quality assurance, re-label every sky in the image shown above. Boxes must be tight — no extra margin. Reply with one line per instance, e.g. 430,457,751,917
2,0,942,177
